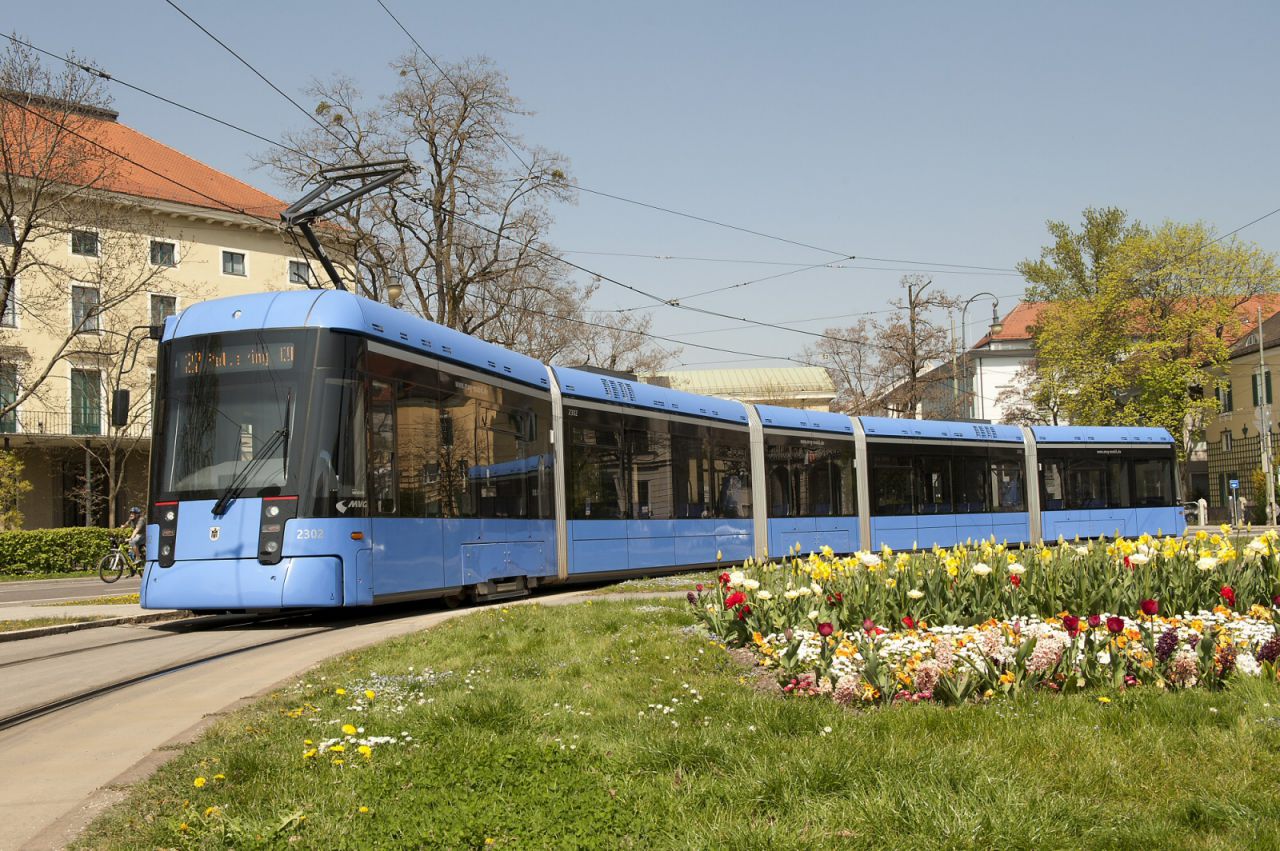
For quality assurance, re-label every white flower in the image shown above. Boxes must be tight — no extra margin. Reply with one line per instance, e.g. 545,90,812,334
756,590,772,601
743,578,760,591
1197,556,1219,572
1237,653,1262,677
1074,546,1089,556
1248,538,1268,554
1128,553,1150,566
810,583,824,596
1007,563,1026,575
907,589,925,600
728,570,746,587
808,610,819,620
972,563,992,577
1096,651,1112,665
859,552,882,567
784,590,800,600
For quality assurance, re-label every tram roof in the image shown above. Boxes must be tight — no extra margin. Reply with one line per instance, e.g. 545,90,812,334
754,404,853,435
163,290,552,390
858,416,1024,443
553,365,749,426
1030,425,1175,446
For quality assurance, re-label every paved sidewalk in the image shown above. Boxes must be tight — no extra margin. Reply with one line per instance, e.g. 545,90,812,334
0,602,186,640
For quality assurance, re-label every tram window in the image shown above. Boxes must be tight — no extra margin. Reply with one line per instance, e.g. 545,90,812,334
629,427,672,520
309,377,367,516
989,455,1026,512
1040,459,1066,511
368,379,397,516
672,431,711,518
765,441,796,516
712,432,752,518
569,424,625,519
952,452,988,514
871,451,914,516
1064,459,1107,510
1107,458,1130,508
915,455,952,514
395,379,440,517
1133,456,1174,506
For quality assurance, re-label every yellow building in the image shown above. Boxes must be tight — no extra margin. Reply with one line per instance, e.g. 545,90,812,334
1204,309,1280,519
0,95,322,528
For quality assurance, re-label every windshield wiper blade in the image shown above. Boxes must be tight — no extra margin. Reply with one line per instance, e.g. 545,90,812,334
212,427,287,516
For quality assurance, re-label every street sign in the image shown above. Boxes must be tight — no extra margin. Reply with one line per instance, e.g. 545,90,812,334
1230,479,1240,490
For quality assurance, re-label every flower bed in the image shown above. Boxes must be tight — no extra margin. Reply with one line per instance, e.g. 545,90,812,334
690,529,1280,705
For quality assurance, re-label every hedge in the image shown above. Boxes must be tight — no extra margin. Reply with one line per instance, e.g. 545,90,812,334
0,527,132,576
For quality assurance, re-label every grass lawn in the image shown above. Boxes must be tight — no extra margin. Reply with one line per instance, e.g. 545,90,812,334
38,592,140,607
0,615,109,632
588,569,719,594
76,598,1280,850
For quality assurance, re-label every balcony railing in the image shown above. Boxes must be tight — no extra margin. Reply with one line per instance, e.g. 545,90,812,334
0,407,151,439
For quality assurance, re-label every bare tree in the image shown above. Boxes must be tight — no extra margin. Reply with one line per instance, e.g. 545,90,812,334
257,55,670,371
807,276,959,417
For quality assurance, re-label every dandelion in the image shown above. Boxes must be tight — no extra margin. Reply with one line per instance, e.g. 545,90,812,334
358,745,373,759
303,748,318,760
342,724,357,736
193,777,206,788
179,822,190,832
1097,696,1111,704
330,744,345,753
335,687,346,695
213,773,225,782
365,689,376,700
204,806,220,817
359,806,370,814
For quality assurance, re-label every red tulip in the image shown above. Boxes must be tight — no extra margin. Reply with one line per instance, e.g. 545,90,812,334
695,583,704,592
1273,595,1280,608
736,604,752,620
1010,575,1022,588
863,618,877,633
818,621,834,637
1220,585,1236,607
1062,615,1081,637
1106,616,1125,634
718,572,731,585
1140,599,1159,617
901,616,915,629
723,591,746,609
1088,615,1102,629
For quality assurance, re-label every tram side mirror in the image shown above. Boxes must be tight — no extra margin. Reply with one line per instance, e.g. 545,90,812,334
110,389,130,428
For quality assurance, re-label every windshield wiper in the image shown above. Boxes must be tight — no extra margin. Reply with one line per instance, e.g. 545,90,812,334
212,426,287,516
212,391,293,517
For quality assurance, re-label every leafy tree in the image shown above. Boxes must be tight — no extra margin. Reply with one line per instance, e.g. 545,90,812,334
0,449,31,530
1010,209,1279,488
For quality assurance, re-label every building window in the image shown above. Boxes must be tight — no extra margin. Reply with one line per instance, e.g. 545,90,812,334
71,284,100,332
1224,431,1233,452
0,363,16,433
150,294,177,326
0,277,15,328
71,368,101,435
71,229,99,257
0,219,13,245
1218,381,1234,413
222,250,246,276
288,260,310,285
1253,371,1273,407
150,240,176,267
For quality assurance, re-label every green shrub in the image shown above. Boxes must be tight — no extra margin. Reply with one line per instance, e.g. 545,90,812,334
0,527,131,576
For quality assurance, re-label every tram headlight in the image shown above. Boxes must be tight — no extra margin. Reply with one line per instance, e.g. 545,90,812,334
264,540,279,554
154,501,179,568
258,496,297,566
164,510,176,522
266,504,280,518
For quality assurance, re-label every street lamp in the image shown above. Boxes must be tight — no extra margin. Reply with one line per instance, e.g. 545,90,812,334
386,282,403,307
959,293,1003,420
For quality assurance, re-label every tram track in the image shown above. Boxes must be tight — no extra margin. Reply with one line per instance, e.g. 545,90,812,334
0,612,312,671
0,623,336,733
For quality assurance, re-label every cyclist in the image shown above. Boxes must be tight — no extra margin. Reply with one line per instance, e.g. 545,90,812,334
122,506,145,563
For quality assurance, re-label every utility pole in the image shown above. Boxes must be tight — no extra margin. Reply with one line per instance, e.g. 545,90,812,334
1258,306,1276,524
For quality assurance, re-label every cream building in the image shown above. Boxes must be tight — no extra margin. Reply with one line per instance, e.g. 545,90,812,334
0,96,324,528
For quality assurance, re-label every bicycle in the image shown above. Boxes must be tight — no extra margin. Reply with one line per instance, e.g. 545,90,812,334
99,540,145,584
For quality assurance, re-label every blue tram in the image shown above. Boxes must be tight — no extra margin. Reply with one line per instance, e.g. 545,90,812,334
140,290,1184,612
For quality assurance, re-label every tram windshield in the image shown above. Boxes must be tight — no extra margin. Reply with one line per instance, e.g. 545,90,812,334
153,331,307,501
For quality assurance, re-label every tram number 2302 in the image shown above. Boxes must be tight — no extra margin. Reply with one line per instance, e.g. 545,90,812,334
295,528,325,540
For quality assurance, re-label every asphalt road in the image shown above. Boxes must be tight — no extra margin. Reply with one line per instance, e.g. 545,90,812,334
0,575,142,606
0,590,588,851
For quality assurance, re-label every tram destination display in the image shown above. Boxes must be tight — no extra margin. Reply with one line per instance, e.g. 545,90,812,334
177,341,296,376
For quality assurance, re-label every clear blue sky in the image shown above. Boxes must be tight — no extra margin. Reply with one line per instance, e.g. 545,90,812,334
10,2,1280,367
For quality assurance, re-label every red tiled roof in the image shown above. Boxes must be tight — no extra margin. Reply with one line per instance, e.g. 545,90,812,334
1,98,285,220
974,295,1280,349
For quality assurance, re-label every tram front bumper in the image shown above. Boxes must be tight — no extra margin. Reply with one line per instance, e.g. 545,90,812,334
142,556,343,610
